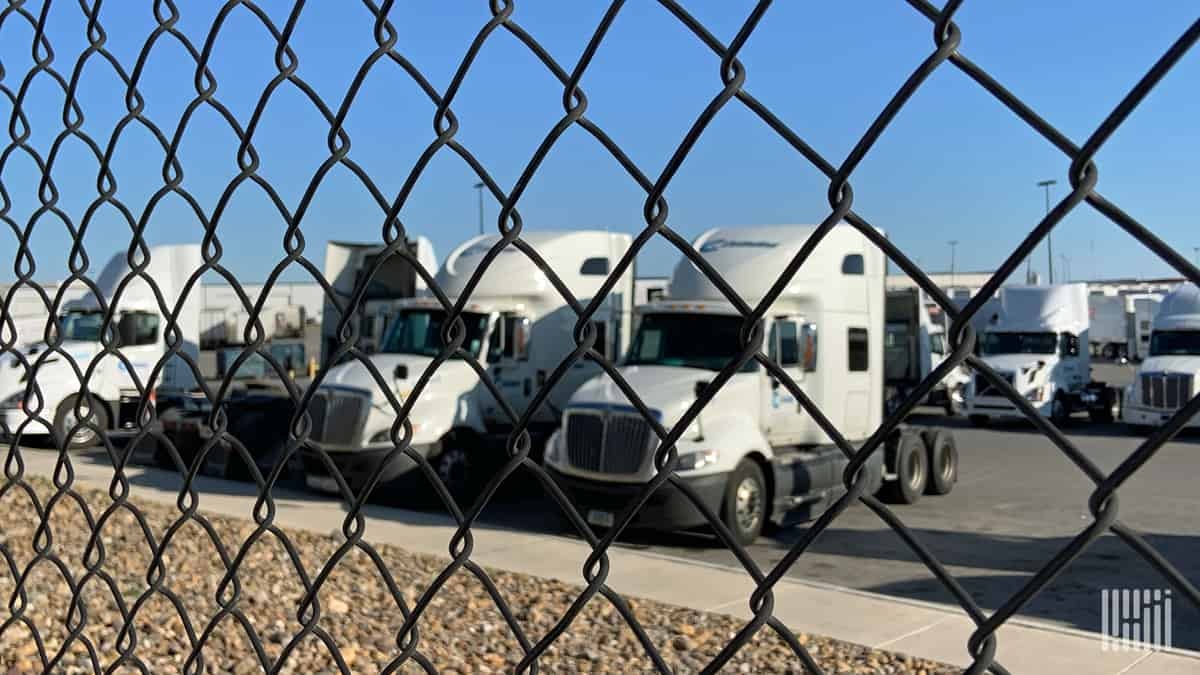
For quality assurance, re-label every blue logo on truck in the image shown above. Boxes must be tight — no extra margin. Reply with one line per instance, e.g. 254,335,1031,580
699,238,778,254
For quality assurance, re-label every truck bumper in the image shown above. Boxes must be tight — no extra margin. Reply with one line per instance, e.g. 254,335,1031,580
301,443,434,496
546,466,727,531
966,397,1052,419
1122,405,1200,429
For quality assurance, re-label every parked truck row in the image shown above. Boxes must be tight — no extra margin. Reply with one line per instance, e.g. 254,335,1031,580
4,228,1196,544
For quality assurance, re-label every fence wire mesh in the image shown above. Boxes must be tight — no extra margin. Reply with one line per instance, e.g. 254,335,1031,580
1,0,1199,673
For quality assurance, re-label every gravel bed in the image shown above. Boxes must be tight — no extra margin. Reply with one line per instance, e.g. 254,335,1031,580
0,477,955,673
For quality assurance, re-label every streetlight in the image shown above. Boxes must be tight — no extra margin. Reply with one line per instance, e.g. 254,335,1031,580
473,182,485,236
948,240,959,291
1060,254,1071,282
1037,179,1057,284
1194,246,1199,267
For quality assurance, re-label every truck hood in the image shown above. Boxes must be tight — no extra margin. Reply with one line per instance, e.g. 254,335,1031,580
569,364,756,429
979,353,1057,375
1137,356,1200,376
0,341,99,403
321,353,477,403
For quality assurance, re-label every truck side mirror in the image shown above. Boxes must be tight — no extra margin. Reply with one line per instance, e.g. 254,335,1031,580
393,364,408,380
694,380,708,399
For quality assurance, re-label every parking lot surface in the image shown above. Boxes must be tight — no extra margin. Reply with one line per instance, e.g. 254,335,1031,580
11,365,1199,652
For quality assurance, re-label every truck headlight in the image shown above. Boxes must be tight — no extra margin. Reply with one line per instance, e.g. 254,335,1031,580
676,449,718,472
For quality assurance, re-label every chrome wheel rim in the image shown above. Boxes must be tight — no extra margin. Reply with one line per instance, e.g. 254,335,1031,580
907,450,925,491
734,477,762,534
939,445,954,482
63,406,97,446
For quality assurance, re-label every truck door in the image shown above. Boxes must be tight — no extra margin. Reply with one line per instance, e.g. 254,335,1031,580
765,318,805,443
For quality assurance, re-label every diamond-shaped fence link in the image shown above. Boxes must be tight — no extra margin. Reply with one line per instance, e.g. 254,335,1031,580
0,0,1197,672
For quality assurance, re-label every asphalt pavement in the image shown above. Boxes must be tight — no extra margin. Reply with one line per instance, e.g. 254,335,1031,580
10,363,1200,655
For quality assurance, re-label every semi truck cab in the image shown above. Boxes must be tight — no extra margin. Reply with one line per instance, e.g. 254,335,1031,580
303,230,635,501
965,284,1117,426
1122,283,1200,430
0,245,202,448
545,225,958,545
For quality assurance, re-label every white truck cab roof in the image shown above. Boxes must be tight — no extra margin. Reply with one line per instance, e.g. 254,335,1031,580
667,224,883,312
991,284,1088,334
1153,283,1200,331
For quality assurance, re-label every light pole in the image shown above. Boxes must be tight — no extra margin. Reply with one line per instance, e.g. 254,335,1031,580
1060,254,1071,282
473,182,485,236
1037,179,1057,284
948,240,959,292
1194,246,1199,267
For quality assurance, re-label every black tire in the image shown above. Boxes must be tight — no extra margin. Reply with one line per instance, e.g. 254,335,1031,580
1050,394,1071,426
968,414,989,427
883,432,927,504
1088,389,1117,424
432,434,478,504
54,395,108,450
721,458,768,546
921,429,957,495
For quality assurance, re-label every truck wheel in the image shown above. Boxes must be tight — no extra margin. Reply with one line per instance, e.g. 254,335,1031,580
433,439,476,503
921,429,957,495
54,395,108,450
968,414,989,427
883,432,927,505
1050,395,1071,426
722,459,767,546
1088,389,1117,424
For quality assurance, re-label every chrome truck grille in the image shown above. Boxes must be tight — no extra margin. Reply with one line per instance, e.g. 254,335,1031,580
974,371,1016,398
306,388,370,446
1141,373,1195,410
564,408,655,475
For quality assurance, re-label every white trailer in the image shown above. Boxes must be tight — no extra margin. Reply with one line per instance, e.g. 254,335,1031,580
964,284,1118,426
320,238,438,366
885,288,970,416
1127,293,1163,362
1121,283,1200,430
1088,293,1130,362
1,246,202,448
543,225,958,545
302,230,635,499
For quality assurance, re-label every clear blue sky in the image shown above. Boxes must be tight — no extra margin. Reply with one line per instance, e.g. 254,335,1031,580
1,1,1197,287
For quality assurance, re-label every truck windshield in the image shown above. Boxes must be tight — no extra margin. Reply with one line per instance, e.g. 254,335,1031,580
981,332,1057,355
1149,331,1200,356
625,312,757,372
59,310,104,341
380,309,489,358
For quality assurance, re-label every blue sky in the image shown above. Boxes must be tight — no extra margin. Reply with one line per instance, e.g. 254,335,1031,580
1,1,1197,287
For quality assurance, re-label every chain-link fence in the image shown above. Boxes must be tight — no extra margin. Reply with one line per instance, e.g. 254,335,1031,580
2,1,1199,673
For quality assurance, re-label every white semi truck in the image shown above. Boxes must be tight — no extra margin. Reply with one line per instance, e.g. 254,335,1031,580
1121,283,1200,431
0,245,202,448
885,288,970,416
964,284,1119,426
543,225,959,544
320,238,438,364
302,230,634,499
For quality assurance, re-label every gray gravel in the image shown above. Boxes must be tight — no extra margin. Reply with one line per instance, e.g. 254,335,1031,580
0,477,954,673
